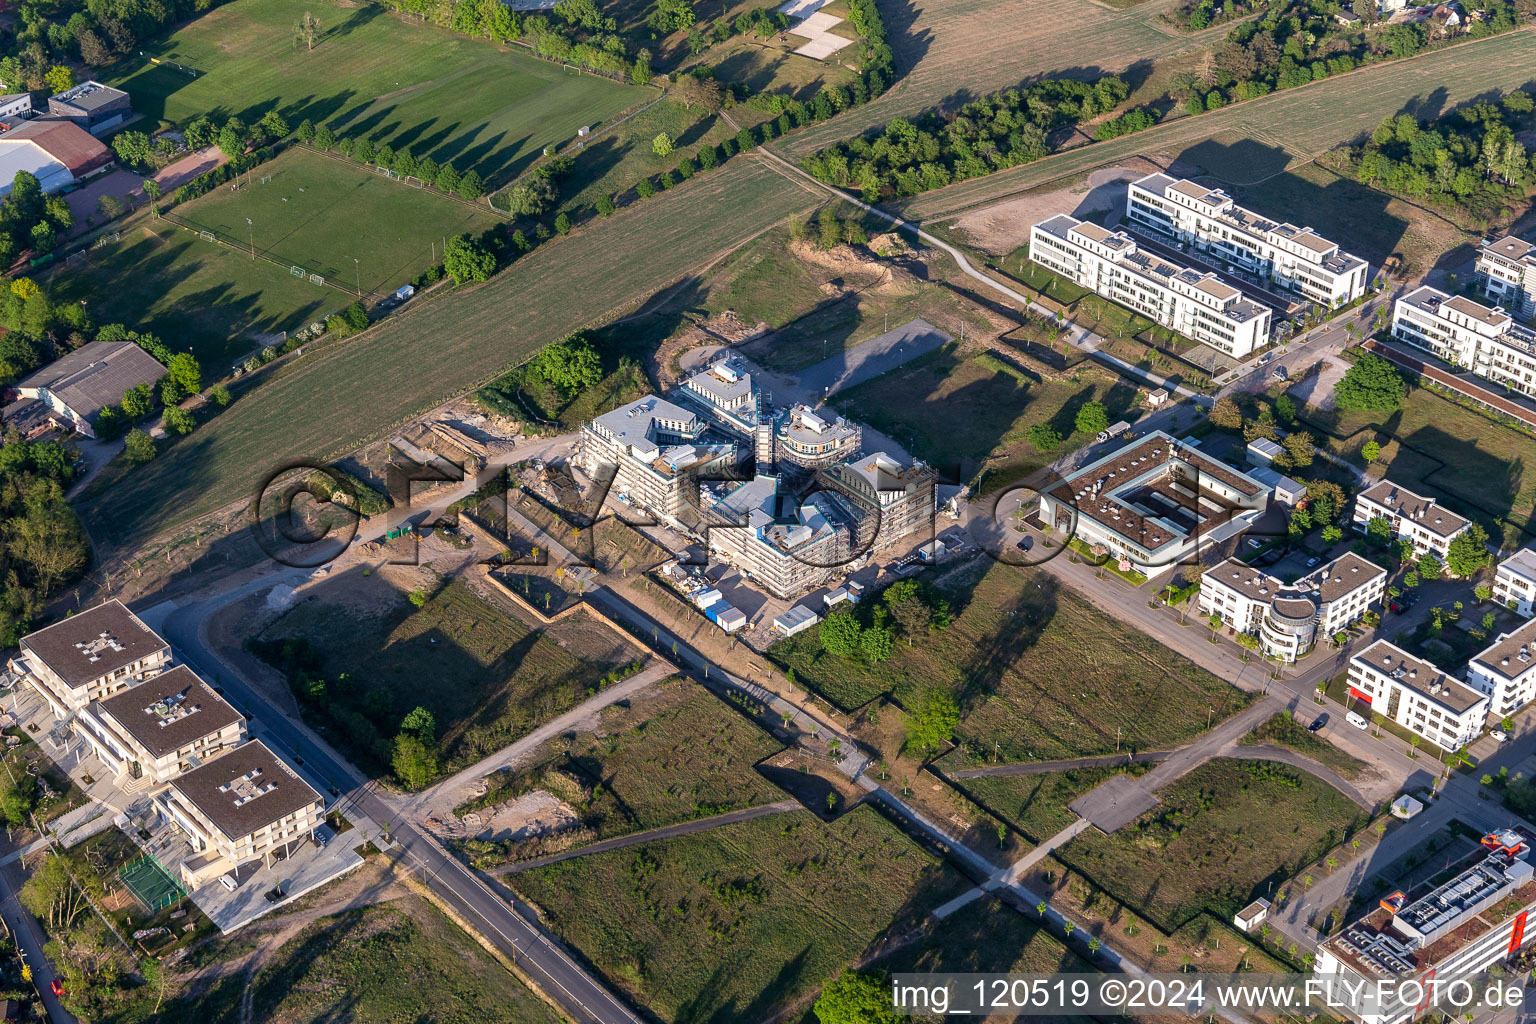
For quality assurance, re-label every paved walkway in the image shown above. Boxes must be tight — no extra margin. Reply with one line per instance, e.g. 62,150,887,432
490,800,801,875
1222,742,1373,810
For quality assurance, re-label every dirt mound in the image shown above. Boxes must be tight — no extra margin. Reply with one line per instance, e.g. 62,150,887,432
868,232,914,258
652,310,769,385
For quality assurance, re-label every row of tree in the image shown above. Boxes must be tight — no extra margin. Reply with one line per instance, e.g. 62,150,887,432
0,0,223,83
299,118,488,199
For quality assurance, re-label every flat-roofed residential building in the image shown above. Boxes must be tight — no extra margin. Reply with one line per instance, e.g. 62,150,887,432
1351,479,1470,558
1199,551,1387,662
1315,829,1536,1024
579,395,738,523
1030,213,1273,357
1392,286,1536,399
677,357,760,436
702,474,852,598
1466,617,1536,721
1039,431,1270,574
822,451,937,553
1346,640,1489,750
1495,547,1536,617
1126,173,1369,307
75,666,247,788
773,405,862,472
13,599,171,718
1475,234,1536,318
156,740,325,891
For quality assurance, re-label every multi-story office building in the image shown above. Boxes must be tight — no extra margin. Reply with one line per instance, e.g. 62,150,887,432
1475,234,1536,318
1466,617,1536,722
1392,286,1536,399
1198,551,1387,662
578,395,738,523
1030,213,1273,357
1039,431,1270,573
823,451,937,553
14,599,171,718
676,357,760,436
1346,641,1489,750
1315,829,1536,1024
157,740,325,891
1494,547,1536,617
75,665,247,787
702,474,852,598
773,405,862,472
1125,173,1370,306
1351,480,1470,558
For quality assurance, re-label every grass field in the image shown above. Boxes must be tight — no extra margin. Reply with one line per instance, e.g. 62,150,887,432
253,575,628,780
876,894,1089,977
77,158,815,549
553,100,739,216
173,147,505,295
165,892,561,1024
107,0,639,184
459,678,786,843
831,346,1140,480
1241,712,1365,780
872,31,1536,220
511,805,969,1023
956,767,1139,844
47,219,347,370
1297,381,1536,548
767,564,1249,760
1058,758,1368,933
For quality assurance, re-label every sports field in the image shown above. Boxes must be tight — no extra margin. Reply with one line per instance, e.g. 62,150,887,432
175,147,504,295
78,159,817,548
106,0,639,183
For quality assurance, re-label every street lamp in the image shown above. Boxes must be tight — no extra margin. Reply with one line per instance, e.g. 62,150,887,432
354,258,361,297
246,218,255,261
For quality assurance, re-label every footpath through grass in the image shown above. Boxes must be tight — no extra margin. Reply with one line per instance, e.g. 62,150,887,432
107,0,638,182
1058,758,1368,933
512,805,969,1023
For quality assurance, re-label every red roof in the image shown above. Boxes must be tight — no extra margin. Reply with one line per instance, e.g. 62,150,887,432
2,119,111,177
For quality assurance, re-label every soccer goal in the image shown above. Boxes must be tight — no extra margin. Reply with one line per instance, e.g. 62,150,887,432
404,175,426,189
261,174,274,184
290,265,305,277
309,274,324,286
198,230,216,242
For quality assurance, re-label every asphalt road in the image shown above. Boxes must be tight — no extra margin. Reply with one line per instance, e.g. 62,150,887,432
0,857,76,1024
159,578,644,1024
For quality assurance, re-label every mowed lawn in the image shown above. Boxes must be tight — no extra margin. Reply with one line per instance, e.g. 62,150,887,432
106,0,640,183
511,806,970,1024
767,565,1249,760
957,767,1133,844
254,576,624,778
77,159,813,548
175,147,504,294
1059,759,1367,933
47,219,344,370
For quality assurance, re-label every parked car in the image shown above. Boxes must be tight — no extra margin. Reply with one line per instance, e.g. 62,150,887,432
1346,711,1369,730
1273,366,1289,381
1306,556,1321,567
219,874,238,892
1018,537,1033,551
50,980,63,997
1308,713,1329,732
1491,729,1510,743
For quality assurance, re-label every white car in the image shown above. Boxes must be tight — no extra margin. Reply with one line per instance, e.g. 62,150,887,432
1346,711,1369,730
1491,729,1511,743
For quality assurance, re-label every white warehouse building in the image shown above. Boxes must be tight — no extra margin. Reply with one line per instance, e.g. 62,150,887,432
1126,173,1370,307
1030,213,1273,358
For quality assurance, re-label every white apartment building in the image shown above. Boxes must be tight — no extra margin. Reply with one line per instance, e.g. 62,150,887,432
773,405,862,472
1126,173,1370,306
156,740,325,891
1030,213,1273,357
75,665,247,788
1199,551,1386,662
13,599,172,718
1476,234,1536,318
1392,285,1536,399
1466,617,1536,721
1346,641,1489,750
1315,829,1536,1024
1494,547,1536,617
823,451,938,553
579,395,738,523
702,474,852,598
1040,431,1270,573
1351,479,1470,558
676,357,760,436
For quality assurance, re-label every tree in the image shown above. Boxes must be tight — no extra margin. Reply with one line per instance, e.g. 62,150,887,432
457,170,484,200
209,383,232,407
294,11,322,50
1074,400,1109,437
906,685,959,754
504,175,557,216
861,626,894,662
218,119,249,158
1211,396,1243,430
652,132,674,157
163,406,196,436
595,194,616,217
554,211,571,235
1362,440,1381,462
259,110,291,140
1026,422,1061,452
443,234,496,284
1418,551,1442,580
1366,514,1393,544
186,117,217,150
1321,525,1343,543
1281,429,1315,469
1333,353,1406,413
121,383,155,418
671,75,724,112
820,608,861,656
400,706,436,742
111,131,153,168
43,65,73,94
312,124,337,150
142,178,162,218
1445,523,1490,577
391,732,438,789
167,352,202,395
0,772,37,827
344,302,369,331
890,598,930,644
123,429,156,464
813,969,899,1024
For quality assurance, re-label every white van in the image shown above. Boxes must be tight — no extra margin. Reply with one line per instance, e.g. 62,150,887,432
219,874,238,892
1346,711,1369,731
